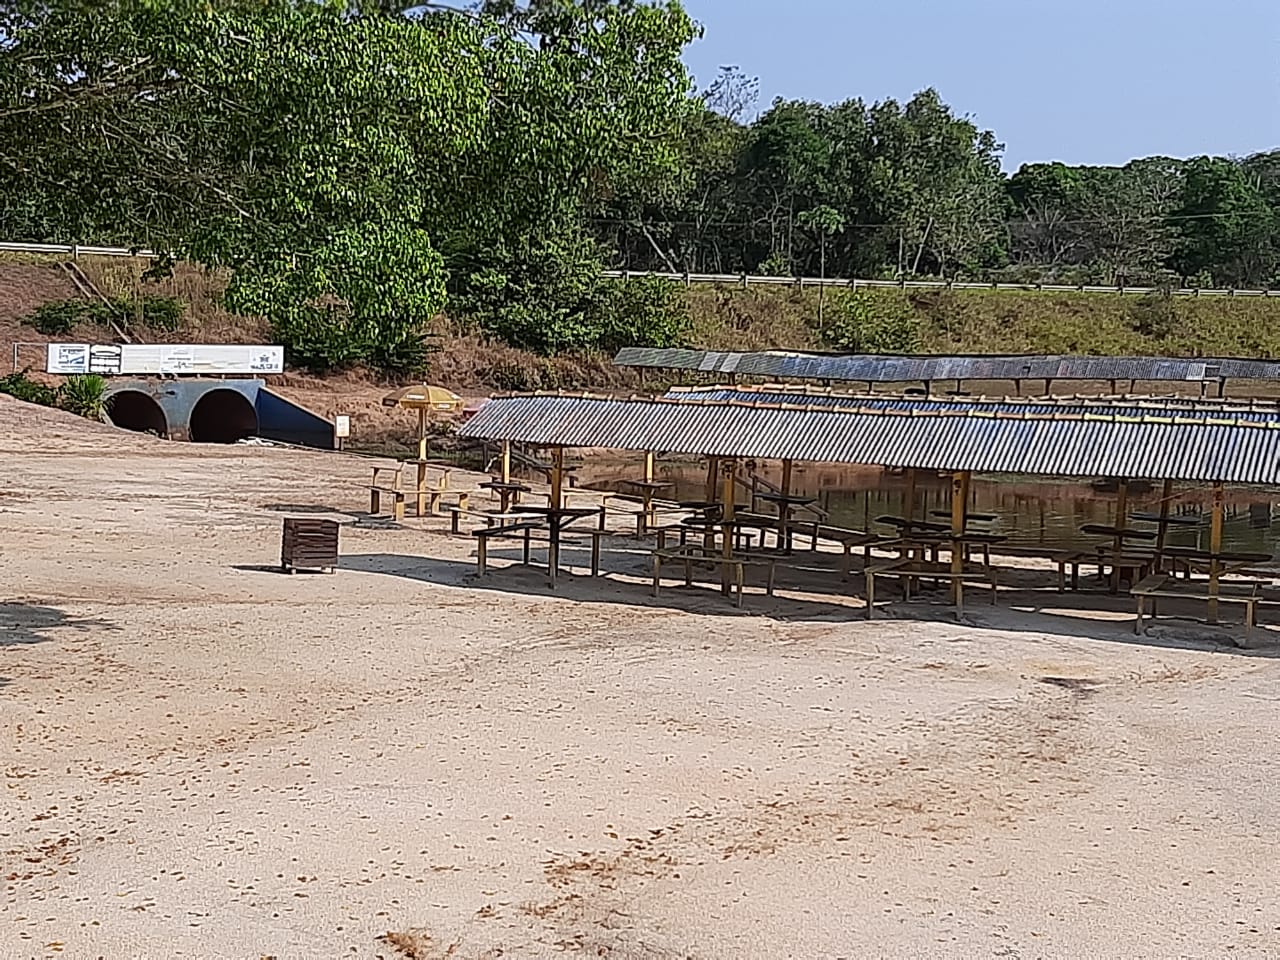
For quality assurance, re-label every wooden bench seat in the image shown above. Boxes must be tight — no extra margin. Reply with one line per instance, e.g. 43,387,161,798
651,544,777,609
864,559,998,619
472,522,542,576
1131,574,1262,638
368,484,407,521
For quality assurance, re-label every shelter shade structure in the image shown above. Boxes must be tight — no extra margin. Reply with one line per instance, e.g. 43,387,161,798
615,348,1280,396
382,384,464,460
458,391,1280,621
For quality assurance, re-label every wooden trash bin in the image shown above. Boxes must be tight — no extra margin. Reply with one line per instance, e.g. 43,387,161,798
281,518,339,574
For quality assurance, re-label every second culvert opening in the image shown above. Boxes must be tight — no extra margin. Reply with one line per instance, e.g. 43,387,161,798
189,388,258,444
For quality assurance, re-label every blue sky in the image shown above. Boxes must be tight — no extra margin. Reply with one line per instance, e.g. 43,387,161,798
680,0,1280,171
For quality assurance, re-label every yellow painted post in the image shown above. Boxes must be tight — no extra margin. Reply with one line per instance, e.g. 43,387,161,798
1209,481,1224,622
500,439,512,484
415,460,429,517
417,407,428,462
950,470,970,604
721,459,736,595
644,450,655,483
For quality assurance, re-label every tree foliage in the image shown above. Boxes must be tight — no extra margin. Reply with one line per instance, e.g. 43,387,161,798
3,2,1280,373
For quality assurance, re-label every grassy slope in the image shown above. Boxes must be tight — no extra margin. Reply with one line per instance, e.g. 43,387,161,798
9,254,1280,392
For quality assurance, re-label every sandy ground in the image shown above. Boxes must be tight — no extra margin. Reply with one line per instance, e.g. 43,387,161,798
4,395,1280,960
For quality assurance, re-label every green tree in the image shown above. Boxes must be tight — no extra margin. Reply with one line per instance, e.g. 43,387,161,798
1174,156,1276,286
797,204,845,324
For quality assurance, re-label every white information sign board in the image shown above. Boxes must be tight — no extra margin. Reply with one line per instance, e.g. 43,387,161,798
47,343,284,376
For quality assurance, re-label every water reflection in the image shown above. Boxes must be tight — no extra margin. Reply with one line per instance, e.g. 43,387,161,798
577,460,1280,556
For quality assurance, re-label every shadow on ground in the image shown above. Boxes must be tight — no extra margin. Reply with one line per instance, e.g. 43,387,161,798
0,601,115,648
323,536,1280,657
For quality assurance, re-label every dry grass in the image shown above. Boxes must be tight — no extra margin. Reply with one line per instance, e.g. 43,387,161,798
11,253,1280,395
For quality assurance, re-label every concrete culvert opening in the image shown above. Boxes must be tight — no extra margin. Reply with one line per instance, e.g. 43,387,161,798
106,390,169,437
189,388,258,444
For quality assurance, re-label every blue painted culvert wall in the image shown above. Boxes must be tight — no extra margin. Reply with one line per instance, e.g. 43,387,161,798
104,379,334,448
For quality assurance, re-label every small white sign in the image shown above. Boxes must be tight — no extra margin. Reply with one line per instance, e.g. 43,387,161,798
334,415,351,439
88,344,123,375
47,343,89,374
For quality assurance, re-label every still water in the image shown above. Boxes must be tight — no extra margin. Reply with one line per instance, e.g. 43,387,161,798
575,460,1280,556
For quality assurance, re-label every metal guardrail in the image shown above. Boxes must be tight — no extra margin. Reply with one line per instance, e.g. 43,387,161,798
2,241,1276,298
602,269,1280,299
0,241,159,259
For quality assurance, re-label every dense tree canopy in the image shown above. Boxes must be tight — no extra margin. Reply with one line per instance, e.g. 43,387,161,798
1,0,1277,370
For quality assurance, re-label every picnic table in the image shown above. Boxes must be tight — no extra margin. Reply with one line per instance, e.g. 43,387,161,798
1129,511,1201,526
508,503,606,583
1080,524,1158,593
877,514,951,534
1080,524,1157,542
651,542,777,608
480,479,532,513
756,491,817,554
864,558,999,619
1161,547,1273,579
619,478,675,535
888,530,1008,566
928,509,997,523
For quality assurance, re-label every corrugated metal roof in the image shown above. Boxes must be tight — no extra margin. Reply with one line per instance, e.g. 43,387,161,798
613,348,1280,383
458,393,1280,484
664,386,1280,424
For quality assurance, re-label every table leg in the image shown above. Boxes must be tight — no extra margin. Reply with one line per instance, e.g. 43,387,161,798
651,554,661,597
865,573,875,620
955,579,964,618
1135,595,1144,635
591,534,600,577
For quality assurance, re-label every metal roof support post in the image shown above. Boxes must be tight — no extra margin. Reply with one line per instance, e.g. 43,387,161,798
950,470,971,606
1208,482,1224,623
1155,479,1175,568
1109,479,1130,594
705,456,719,504
721,459,737,596
500,440,512,485
780,458,794,553
643,450,657,528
